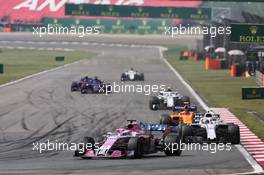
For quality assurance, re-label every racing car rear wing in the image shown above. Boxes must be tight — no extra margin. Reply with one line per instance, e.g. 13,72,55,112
174,106,197,112
141,123,167,131
193,113,221,123
193,113,205,123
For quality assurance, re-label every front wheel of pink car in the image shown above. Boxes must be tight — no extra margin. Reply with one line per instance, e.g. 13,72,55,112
74,137,95,157
164,133,182,156
127,137,144,159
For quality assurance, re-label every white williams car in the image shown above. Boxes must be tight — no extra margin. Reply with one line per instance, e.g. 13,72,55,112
149,89,190,110
121,68,144,81
181,112,240,144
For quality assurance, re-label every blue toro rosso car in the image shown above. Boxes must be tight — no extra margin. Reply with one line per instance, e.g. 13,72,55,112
71,76,111,94
71,76,91,92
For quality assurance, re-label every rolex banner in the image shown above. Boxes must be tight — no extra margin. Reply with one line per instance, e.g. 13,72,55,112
42,17,172,34
65,4,211,20
242,87,264,99
230,23,264,43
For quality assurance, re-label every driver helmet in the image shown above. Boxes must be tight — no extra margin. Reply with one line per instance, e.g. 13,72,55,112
184,105,189,112
167,86,172,92
127,123,133,129
205,113,212,118
120,130,130,136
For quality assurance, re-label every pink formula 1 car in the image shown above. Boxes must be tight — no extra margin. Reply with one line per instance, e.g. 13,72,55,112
74,120,182,159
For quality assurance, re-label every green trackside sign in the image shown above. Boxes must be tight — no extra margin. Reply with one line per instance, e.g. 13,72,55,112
55,56,65,61
0,64,3,74
230,24,264,43
242,87,264,99
65,4,211,20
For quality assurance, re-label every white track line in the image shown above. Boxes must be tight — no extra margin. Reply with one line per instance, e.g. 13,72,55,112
0,61,81,89
158,47,209,111
158,46,263,174
0,40,152,90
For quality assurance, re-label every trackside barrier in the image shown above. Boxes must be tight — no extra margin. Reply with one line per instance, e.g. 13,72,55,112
194,52,204,61
185,51,192,57
194,52,198,61
192,51,203,61
231,64,246,77
3,27,11,32
205,57,221,70
256,71,264,87
179,51,188,60
231,65,237,77
179,50,196,61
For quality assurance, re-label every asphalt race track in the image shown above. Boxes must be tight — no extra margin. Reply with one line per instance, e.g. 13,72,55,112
0,33,253,175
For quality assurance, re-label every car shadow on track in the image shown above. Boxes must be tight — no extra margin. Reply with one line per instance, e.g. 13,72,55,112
75,154,193,161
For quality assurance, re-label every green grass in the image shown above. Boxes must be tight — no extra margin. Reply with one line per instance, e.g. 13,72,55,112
0,49,96,84
164,47,264,141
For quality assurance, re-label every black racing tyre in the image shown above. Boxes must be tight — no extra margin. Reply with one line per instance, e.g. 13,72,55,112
74,137,95,157
181,125,192,142
228,124,240,144
134,74,139,81
164,133,182,156
181,96,190,106
140,73,144,81
121,73,127,81
149,96,160,110
128,137,144,159
71,86,75,92
87,87,93,94
105,84,112,93
81,88,86,94
160,114,172,125
82,87,93,94
81,88,87,94
173,97,179,106
71,83,77,92
195,126,207,139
